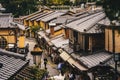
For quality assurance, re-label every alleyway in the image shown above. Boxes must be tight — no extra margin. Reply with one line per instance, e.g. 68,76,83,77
25,38,59,76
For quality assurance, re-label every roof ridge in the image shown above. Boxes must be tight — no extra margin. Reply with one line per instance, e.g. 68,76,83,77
85,13,106,32
36,11,55,21
67,10,103,24
0,49,26,60
77,11,103,26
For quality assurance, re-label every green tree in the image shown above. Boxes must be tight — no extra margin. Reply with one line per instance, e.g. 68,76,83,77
63,0,73,5
96,0,120,23
0,0,39,17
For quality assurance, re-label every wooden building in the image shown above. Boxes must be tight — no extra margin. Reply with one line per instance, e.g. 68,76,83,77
40,11,66,30
0,13,25,52
105,26,120,53
22,9,51,27
66,10,105,53
21,9,52,37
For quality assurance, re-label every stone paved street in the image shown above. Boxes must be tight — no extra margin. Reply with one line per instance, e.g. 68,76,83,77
25,38,59,76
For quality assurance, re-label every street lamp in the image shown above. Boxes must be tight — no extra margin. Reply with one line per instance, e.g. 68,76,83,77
31,45,43,68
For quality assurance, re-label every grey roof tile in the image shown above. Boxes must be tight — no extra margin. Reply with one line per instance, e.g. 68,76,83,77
20,10,42,20
0,13,24,29
25,12,46,20
55,15,75,24
66,11,106,33
0,49,28,80
40,11,67,22
79,52,113,68
35,11,55,21
51,35,69,48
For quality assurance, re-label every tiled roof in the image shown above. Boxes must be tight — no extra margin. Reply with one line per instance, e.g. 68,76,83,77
85,24,103,33
79,52,113,68
0,49,28,80
55,15,75,24
51,35,69,48
11,22,25,30
13,67,46,80
33,11,54,21
73,10,88,17
0,13,13,28
20,10,42,20
41,11,67,22
25,12,46,20
98,18,110,26
0,13,25,29
66,11,105,33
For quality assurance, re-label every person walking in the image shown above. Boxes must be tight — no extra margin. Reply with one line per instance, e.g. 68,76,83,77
25,43,29,54
44,57,48,69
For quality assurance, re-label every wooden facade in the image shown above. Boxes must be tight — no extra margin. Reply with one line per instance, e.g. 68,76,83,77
40,21,46,30
28,20,34,27
105,27,120,53
0,29,16,46
49,27,63,38
34,21,39,26
23,9,51,27
23,19,29,26
62,28,69,39
0,28,25,50
68,28,104,52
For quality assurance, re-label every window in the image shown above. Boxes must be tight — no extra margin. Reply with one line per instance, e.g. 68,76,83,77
0,36,7,49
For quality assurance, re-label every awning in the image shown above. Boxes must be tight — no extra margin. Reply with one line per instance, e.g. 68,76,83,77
73,61,87,71
67,57,87,71
67,57,75,67
60,52,70,61
58,49,87,71
59,49,71,61
51,35,69,48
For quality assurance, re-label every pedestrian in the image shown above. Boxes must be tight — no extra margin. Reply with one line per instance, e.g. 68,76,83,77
25,43,29,54
44,57,48,69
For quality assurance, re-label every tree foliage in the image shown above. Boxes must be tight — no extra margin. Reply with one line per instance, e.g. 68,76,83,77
30,25,40,32
0,0,39,17
96,0,120,22
40,0,73,6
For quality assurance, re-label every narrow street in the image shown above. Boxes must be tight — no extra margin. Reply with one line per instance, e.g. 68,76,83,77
25,38,59,76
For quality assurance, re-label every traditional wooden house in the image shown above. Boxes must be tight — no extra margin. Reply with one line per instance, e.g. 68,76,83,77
25,10,51,27
66,10,105,53
22,8,51,27
39,11,73,30
37,11,74,50
22,10,42,27
47,14,75,38
21,9,52,37
99,18,120,79
0,13,25,52
57,10,116,80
